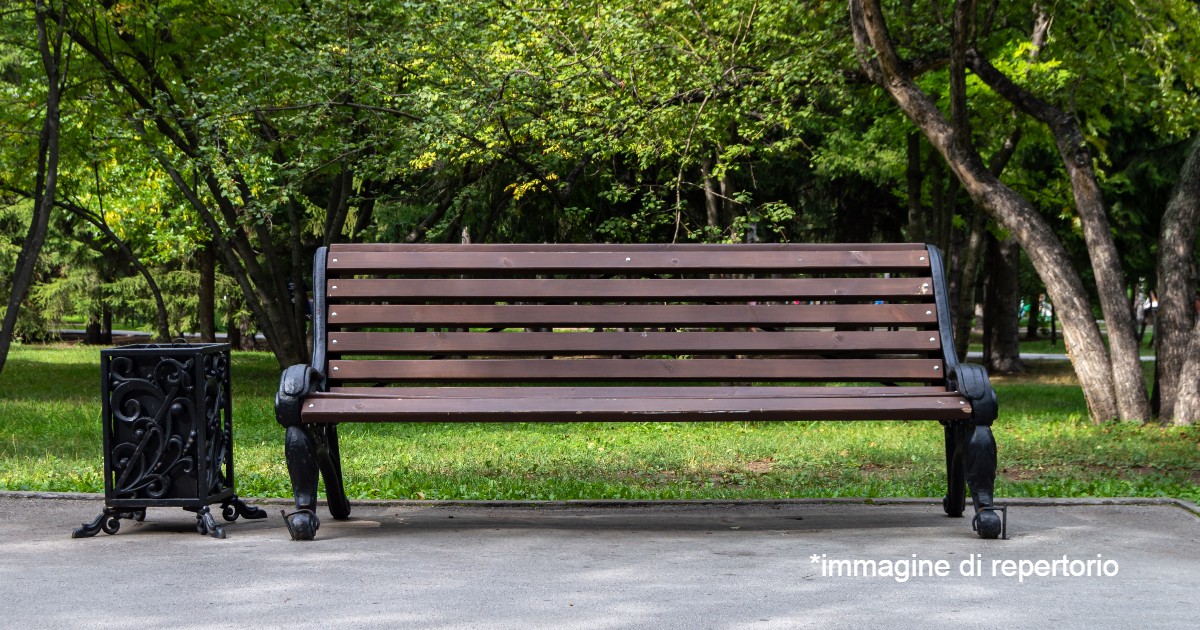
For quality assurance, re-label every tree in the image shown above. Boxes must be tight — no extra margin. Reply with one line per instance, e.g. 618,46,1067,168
4,0,1192,405
849,0,1199,422
52,0,316,366
0,0,65,377
1155,135,1200,424
964,45,1150,420
982,234,1023,373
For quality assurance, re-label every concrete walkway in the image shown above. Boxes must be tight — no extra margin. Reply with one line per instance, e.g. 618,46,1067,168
964,351,1157,362
1,493,1196,629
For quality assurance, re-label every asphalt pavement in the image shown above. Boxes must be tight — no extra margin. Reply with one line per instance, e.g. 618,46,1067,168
1,493,1196,629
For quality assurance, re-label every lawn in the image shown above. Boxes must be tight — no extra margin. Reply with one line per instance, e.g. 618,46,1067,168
0,344,1195,502
966,330,1159,357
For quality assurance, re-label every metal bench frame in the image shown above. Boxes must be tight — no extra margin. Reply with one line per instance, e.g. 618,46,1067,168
276,243,1001,540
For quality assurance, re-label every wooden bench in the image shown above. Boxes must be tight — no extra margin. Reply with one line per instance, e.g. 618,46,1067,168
275,243,1002,540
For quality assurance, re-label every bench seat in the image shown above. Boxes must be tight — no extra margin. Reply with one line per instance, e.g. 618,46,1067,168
302,386,974,423
276,243,1002,540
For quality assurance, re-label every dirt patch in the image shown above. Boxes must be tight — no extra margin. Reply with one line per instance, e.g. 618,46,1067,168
989,361,1080,385
857,463,905,480
1001,464,1200,484
1000,467,1042,481
744,458,774,474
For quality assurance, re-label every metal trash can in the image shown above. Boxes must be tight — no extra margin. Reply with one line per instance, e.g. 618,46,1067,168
72,342,265,539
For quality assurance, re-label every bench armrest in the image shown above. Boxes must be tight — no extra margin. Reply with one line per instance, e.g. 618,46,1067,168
275,364,324,428
950,363,998,426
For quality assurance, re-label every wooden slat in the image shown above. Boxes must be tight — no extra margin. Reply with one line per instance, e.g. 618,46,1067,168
300,394,973,423
327,330,943,355
323,385,955,399
326,277,936,301
329,243,929,253
326,250,931,274
326,303,939,327
325,358,946,382
306,243,966,423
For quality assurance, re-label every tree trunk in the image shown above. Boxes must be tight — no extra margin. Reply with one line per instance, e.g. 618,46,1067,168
1051,121,1148,420
954,127,1023,360
906,133,927,243
1026,291,1041,340
719,166,736,231
286,197,307,346
322,165,353,249
965,49,1150,421
952,209,985,361
84,315,101,345
1154,135,1200,424
1172,317,1200,424
1050,302,1057,346
101,306,113,345
927,156,948,252
226,310,242,351
0,1,64,378
700,156,721,233
851,0,1121,421
983,235,1024,374
933,174,958,256
350,180,380,241
198,243,216,343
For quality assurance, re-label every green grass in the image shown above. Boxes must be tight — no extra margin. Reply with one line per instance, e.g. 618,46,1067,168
0,345,1195,502
967,331,1158,357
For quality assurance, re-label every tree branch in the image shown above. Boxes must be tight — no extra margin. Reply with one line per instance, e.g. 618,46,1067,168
964,48,1069,130
949,0,975,150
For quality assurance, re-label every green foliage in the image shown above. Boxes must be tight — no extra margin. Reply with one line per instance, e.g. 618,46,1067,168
30,262,247,337
597,192,674,243
867,0,1200,296
1,0,1199,367
1,200,60,342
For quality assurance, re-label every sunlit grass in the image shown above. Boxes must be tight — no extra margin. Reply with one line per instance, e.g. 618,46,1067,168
967,329,1158,357
1,344,1195,502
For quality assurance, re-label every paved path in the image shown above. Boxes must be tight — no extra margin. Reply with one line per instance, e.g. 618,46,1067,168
964,351,1156,362
1,494,1197,629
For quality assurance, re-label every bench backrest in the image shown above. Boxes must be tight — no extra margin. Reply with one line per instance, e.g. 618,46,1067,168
312,243,960,388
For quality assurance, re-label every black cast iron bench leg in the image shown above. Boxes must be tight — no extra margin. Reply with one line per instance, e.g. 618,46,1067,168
942,421,967,518
316,424,351,520
284,425,321,540
960,423,1003,539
